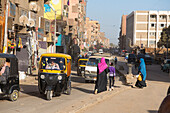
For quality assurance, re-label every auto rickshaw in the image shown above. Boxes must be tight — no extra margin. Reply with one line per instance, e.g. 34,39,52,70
0,53,20,101
38,53,72,100
77,58,88,77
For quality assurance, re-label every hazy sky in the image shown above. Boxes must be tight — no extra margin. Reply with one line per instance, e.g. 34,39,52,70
86,0,170,45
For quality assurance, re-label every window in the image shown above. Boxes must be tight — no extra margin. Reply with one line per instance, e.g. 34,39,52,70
41,57,65,70
151,23,155,27
160,24,165,28
149,40,155,44
20,9,28,16
160,15,166,20
150,15,156,19
72,5,78,13
150,32,155,36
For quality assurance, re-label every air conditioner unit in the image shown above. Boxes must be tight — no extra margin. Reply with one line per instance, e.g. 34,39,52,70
29,2,38,12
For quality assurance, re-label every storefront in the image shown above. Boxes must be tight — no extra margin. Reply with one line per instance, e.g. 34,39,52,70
16,34,31,73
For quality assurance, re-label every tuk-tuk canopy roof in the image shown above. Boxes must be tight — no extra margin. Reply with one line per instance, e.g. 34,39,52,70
78,58,88,61
41,53,71,59
0,53,17,59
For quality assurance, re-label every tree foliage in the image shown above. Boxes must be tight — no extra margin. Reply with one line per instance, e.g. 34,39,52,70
157,26,170,48
110,43,114,47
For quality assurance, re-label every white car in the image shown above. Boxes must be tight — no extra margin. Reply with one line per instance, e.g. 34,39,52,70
99,49,103,54
84,56,114,82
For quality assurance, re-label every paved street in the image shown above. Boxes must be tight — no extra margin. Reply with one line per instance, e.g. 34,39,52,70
0,56,169,113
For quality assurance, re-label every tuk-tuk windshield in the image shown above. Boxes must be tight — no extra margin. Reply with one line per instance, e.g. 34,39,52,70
87,58,99,66
79,60,87,65
41,57,66,70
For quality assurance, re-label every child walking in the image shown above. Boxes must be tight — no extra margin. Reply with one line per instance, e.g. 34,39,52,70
108,62,116,91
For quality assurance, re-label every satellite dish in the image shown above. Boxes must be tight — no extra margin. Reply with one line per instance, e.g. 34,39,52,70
19,15,28,25
29,2,38,11
27,19,35,27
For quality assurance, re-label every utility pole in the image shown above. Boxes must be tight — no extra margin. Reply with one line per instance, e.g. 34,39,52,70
49,3,56,53
167,37,169,59
3,0,9,53
154,33,157,60
54,11,56,53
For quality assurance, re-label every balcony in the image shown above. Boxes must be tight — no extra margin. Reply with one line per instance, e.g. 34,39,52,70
15,0,20,5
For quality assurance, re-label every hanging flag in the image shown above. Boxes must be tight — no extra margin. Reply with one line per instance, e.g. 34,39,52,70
67,0,69,5
18,37,23,48
44,4,51,13
10,40,16,49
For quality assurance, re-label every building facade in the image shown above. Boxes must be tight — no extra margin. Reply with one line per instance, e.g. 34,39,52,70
118,15,127,50
99,32,110,48
126,11,170,51
0,0,5,53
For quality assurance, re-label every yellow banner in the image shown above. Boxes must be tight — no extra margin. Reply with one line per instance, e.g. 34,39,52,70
44,0,62,20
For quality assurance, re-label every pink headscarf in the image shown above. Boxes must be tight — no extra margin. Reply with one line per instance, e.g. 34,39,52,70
98,57,108,74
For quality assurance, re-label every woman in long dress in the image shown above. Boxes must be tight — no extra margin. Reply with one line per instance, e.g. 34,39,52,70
135,58,147,88
94,57,108,94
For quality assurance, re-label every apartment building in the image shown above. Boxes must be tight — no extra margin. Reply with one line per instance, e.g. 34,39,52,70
1,0,45,73
85,17,100,49
118,15,127,50
99,32,110,48
68,0,79,42
126,11,170,51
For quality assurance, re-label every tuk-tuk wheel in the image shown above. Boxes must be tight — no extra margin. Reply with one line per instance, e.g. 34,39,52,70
66,81,71,95
85,80,89,83
47,90,53,100
9,90,19,101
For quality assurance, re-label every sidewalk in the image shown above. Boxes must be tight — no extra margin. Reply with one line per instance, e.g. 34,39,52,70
71,79,131,113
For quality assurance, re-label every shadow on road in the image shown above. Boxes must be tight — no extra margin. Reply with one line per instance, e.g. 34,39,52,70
114,85,121,88
146,65,170,83
20,84,45,99
71,76,85,83
72,87,94,94
147,110,158,113
71,73,77,76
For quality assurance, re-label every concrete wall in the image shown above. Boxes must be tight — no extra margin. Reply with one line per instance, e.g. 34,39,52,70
126,12,134,51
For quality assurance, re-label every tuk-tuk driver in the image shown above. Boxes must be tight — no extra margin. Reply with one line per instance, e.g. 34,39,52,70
0,58,10,83
46,60,60,70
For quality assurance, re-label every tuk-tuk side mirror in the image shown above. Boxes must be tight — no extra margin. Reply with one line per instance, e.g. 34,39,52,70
67,59,70,63
37,58,40,61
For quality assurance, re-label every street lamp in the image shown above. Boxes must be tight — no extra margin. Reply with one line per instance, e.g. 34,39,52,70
48,3,56,53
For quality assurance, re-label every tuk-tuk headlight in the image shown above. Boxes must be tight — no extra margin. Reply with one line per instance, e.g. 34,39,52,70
41,75,45,79
58,75,62,80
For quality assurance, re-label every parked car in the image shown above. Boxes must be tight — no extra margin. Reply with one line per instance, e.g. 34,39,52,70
128,54,136,64
144,54,153,65
161,59,170,73
120,50,127,57
84,56,114,82
84,56,100,82
99,49,103,54
137,54,153,65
